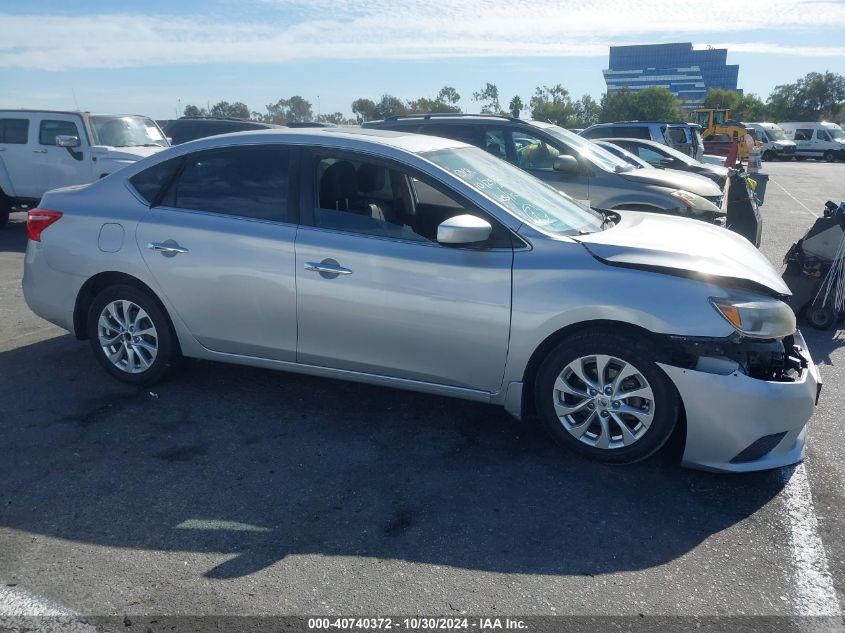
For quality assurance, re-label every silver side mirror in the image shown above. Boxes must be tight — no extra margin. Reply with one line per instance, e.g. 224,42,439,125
56,135,80,148
553,155,579,174
437,214,492,245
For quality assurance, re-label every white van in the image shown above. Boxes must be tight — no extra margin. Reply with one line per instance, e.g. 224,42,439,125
778,121,845,162
0,110,168,228
744,122,797,161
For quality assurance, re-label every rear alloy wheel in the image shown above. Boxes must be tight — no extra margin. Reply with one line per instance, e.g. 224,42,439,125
87,284,180,385
823,150,836,163
535,330,679,464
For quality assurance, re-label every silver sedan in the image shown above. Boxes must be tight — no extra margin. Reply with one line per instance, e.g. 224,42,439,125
22,128,820,472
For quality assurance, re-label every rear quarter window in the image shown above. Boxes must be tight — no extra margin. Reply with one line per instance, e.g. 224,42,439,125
0,118,29,144
129,156,183,204
614,126,651,140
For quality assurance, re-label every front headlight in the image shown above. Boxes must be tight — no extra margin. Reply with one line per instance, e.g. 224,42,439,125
670,189,721,215
710,297,796,339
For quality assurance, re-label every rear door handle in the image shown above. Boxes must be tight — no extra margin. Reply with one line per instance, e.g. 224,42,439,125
32,149,48,154
304,260,352,276
148,241,189,256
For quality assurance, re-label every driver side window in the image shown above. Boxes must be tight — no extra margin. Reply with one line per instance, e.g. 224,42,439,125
510,131,562,171
312,154,510,247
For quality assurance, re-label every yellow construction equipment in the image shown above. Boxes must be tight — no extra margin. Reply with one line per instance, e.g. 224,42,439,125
693,108,758,158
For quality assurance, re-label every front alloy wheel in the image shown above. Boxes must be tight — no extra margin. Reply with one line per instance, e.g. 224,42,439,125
553,355,655,450
534,329,679,464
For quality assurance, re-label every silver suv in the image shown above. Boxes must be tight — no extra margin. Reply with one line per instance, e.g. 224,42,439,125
22,128,818,472
364,115,723,227
580,121,705,160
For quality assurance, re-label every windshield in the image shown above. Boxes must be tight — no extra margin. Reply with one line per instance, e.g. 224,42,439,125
422,146,603,236
828,127,845,140
648,141,698,165
765,127,787,141
89,116,169,147
539,124,634,173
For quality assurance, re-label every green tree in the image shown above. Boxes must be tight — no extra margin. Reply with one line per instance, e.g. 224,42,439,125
209,101,250,120
702,89,766,121
374,94,408,119
473,83,502,114
262,96,313,124
633,87,684,121
437,86,461,107
767,71,845,121
183,104,208,117
572,94,601,128
529,84,574,126
316,112,350,125
599,88,638,122
508,95,524,118
351,98,377,123
702,88,742,111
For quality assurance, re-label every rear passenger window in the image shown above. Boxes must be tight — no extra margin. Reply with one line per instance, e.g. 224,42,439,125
614,126,650,140
40,120,80,145
129,157,183,204
0,119,29,144
168,147,291,221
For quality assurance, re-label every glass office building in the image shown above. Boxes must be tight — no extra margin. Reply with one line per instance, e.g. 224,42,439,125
603,43,739,110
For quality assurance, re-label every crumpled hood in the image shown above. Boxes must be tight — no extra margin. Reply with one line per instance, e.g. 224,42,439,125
620,166,722,197
574,210,790,296
90,145,164,161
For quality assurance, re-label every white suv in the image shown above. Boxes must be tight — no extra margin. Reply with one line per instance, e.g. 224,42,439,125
0,110,169,228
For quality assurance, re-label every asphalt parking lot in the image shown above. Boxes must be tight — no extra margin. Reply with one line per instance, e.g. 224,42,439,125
0,162,844,627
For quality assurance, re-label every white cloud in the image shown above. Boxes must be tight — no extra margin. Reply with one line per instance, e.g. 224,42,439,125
0,0,844,70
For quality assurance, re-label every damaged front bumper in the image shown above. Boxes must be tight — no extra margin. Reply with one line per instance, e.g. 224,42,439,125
659,330,821,473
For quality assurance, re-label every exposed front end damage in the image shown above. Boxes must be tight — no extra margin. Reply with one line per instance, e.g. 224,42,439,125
657,330,820,472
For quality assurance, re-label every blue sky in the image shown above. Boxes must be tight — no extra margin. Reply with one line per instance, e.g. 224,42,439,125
1,0,844,120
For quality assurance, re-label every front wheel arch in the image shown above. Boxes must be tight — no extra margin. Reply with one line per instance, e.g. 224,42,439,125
520,320,666,419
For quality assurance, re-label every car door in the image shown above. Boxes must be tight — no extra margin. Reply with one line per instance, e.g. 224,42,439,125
794,128,814,155
0,116,35,198
505,128,591,204
294,150,513,392
30,115,92,193
135,145,299,361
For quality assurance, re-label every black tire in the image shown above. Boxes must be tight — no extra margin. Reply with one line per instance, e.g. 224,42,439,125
0,193,10,229
87,284,181,385
762,150,774,162
806,300,836,330
823,150,836,163
534,328,680,465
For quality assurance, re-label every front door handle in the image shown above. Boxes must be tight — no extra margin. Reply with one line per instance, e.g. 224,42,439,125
32,149,48,154
304,260,352,278
148,241,189,257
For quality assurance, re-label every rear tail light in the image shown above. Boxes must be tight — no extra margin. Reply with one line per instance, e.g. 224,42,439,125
27,208,63,242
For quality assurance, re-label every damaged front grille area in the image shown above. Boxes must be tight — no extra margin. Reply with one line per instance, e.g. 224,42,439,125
665,333,807,381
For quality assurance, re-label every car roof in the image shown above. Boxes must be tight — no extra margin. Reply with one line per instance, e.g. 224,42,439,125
598,137,668,149
0,109,153,118
161,127,469,155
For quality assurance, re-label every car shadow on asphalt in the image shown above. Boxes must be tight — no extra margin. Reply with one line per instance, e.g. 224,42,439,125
800,324,845,366
0,213,27,254
0,335,786,581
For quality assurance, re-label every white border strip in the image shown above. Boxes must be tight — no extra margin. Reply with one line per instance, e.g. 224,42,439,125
781,463,841,616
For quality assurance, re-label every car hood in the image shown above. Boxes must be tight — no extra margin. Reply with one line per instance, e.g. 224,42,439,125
619,166,722,197
90,145,165,161
574,211,790,296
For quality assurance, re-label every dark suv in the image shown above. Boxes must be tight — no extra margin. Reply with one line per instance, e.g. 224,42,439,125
364,114,726,225
163,117,281,145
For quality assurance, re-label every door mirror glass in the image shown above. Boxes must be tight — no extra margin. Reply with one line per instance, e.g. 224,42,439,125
553,155,579,174
437,214,492,245
56,135,80,148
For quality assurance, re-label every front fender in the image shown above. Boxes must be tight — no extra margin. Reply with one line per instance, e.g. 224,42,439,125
500,238,735,393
